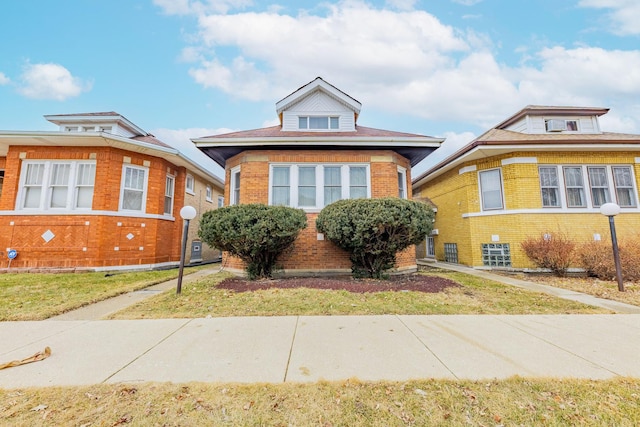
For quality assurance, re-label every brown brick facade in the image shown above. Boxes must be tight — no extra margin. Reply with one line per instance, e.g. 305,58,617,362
0,145,223,269
220,149,418,276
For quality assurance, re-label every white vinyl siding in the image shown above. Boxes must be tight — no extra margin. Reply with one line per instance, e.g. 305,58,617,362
270,164,370,209
18,161,96,211
120,165,148,212
479,169,504,210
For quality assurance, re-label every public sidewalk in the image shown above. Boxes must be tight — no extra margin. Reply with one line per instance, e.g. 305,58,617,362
1,263,639,388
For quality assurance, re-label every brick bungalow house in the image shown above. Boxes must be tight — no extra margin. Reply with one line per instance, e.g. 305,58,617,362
0,112,224,270
412,105,640,269
194,77,443,276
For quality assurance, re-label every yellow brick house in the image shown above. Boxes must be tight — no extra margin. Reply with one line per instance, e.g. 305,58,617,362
413,106,640,269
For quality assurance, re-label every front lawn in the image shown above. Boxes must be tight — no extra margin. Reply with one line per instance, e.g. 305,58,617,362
0,265,210,321
109,269,608,319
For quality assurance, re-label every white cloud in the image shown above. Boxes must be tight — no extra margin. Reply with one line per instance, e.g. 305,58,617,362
161,1,640,133
579,0,640,35
0,72,10,85
451,0,483,5
152,127,233,178
18,63,90,101
154,0,252,15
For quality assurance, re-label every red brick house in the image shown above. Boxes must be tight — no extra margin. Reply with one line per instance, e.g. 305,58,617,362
0,112,224,270
194,77,443,275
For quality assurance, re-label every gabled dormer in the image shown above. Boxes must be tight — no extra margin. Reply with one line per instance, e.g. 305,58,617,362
496,105,609,135
44,112,148,138
276,77,362,132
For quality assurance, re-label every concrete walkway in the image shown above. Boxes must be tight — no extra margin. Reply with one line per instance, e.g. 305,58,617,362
1,263,639,388
1,315,639,387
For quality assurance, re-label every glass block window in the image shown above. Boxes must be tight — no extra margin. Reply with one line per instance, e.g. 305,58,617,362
481,243,511,267
444,243,458,263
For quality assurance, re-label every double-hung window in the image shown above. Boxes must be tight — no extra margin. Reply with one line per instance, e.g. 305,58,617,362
563,166,587,207
539,166,561,207
397,167,407,199
478,169,503,210
612,166,637,207
230,167,241,205
270,164,369,209
539,165,637,209
120,165,147,212
19,161,96,210
185,174,195,194
587,167,610,207
164,175,175,215
205,185,212,202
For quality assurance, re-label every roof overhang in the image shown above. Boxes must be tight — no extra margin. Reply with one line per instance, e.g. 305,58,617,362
193,136,444,168
0,131,223,187
412,140,640,189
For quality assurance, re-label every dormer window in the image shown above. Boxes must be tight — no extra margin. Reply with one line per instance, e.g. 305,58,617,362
65,126,79,132
545,119,579,132
298,116,339,130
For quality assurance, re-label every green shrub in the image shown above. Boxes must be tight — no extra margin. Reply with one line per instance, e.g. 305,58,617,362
198,204,307,279
315,198,434,279
520,232,576,277
578,238,640,282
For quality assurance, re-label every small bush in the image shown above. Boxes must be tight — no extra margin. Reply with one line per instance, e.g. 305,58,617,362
315,198,434,279
578,238,640,282
198,204,307,279
520,232,576,277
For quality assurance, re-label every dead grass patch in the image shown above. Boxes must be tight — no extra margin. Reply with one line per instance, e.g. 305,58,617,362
2,378,639,426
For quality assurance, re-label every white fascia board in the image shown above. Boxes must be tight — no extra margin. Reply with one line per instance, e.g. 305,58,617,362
0,131,223,187
276,79,362,114
412,142,640,189
193,136,444,147
45,114,148,136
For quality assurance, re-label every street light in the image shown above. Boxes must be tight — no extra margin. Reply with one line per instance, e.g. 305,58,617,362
600,202,625,292
177,205,197,295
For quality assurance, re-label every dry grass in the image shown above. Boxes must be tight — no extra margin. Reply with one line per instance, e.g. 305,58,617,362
0,265,211,321
501,273,640,307
109,269,608,319
2,378,639,426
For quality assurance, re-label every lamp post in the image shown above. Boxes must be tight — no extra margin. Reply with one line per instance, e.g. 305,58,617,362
177,205,197,295
600,202,625,292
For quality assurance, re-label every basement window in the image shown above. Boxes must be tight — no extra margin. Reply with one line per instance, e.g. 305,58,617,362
482,243,511,267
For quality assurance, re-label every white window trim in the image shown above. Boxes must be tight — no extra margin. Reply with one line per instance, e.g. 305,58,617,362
538,165,638,210
230,166,241,205
16,160,97,211
164,174,175,215
268,163,371,212
397,166,407,199
297,115,340,131
185,174,195,195
119,164,149,213
205,185,212,202
478,168,504,211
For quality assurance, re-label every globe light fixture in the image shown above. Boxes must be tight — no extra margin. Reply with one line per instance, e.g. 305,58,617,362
177,205,197,294
599,202,624,292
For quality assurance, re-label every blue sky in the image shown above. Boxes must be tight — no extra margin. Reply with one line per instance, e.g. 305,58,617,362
1,0,640,178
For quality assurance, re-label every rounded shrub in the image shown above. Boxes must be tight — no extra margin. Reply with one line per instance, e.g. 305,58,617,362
315,198,434,279
198,204,307,279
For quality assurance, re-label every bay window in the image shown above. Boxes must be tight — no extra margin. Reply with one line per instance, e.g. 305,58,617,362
538,165,637,209
270,164,370,209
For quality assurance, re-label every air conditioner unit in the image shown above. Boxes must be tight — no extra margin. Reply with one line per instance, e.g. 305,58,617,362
546,119,566,132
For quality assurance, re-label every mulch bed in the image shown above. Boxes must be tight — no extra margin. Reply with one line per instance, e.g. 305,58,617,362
217,274,460,294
